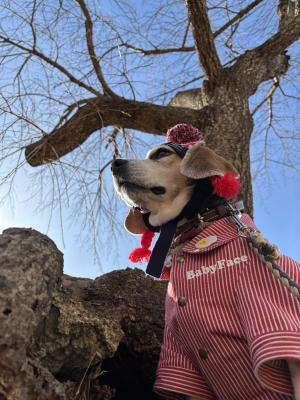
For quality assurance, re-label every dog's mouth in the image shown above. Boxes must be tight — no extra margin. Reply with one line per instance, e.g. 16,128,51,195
117,178,166,195
117,179,147,191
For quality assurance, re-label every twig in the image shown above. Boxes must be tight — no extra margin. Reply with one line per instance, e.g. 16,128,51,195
0,35,100,96
252,77,280,115
181,21,190,47
119,0,264,57
74,352,101,399
75,0,118,98
214,0,265,38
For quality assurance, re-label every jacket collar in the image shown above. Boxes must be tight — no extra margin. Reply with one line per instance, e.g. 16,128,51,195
182,214,257,254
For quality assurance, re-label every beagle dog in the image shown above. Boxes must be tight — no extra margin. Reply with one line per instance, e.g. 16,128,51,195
111,125,300,400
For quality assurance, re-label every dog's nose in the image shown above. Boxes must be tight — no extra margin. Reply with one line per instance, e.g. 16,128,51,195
111,158,128,172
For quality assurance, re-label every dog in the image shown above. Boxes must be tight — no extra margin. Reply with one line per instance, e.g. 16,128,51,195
112,124,300,400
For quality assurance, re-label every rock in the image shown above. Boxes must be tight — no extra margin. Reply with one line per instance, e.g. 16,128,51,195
0,228,167,400
35,285,124,378
0,228,65,399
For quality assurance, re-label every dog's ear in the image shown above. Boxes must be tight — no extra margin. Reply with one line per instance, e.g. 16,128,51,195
124,209,147,234
180,143,238,179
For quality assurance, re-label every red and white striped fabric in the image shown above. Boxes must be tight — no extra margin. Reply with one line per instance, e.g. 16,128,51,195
154,214,300,400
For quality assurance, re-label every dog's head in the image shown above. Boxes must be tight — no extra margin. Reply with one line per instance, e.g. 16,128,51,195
112,125,239,234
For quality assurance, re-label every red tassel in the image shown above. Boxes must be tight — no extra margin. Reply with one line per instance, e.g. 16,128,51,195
141,230,155,248
129,229,155,263
210,172,240,200
129,247,152,263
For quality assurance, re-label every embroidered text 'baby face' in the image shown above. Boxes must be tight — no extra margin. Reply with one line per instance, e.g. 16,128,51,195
186,255,248,280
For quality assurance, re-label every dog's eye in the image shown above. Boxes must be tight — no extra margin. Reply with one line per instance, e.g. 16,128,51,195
151,186,166,195
150,148,171,160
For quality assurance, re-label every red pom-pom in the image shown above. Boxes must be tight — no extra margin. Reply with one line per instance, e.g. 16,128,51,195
129,247,151,263
129,229,154,263
166,124,205,147
140,230,155,248
210,172,240,200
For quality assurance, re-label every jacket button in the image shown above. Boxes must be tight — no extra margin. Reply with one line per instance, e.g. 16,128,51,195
178,297,187,307
198,348,209,360
176,256,185,263
164,254,172,268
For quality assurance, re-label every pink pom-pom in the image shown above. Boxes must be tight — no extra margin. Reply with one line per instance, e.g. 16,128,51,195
166,124,205,147
129,247,151,263
210,172,240,200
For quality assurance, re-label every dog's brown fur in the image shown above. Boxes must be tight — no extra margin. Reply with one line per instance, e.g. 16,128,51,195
113,143,238,232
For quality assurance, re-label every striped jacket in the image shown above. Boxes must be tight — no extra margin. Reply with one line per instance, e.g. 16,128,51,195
154,214,300,400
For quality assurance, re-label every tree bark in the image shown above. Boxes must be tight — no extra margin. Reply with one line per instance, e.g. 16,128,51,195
25,96,213,167
232,13,300,96
185,0,222,82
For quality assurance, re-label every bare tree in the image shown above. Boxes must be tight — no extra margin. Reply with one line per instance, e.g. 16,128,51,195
0,0,299,253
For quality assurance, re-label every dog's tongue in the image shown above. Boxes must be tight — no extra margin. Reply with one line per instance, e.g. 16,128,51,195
146,219,178,278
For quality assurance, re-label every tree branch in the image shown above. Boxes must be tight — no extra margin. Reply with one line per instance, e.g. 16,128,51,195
25,96,214,166
185,0,222,82
120,42,194,56
232,12,300,96
182,22,190,47
117,0,264,57
0,35,100,96
252,78,279,115
75,0,117,98
213,0,265,38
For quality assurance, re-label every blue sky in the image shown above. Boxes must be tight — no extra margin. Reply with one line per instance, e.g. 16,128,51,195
0,0,299,278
